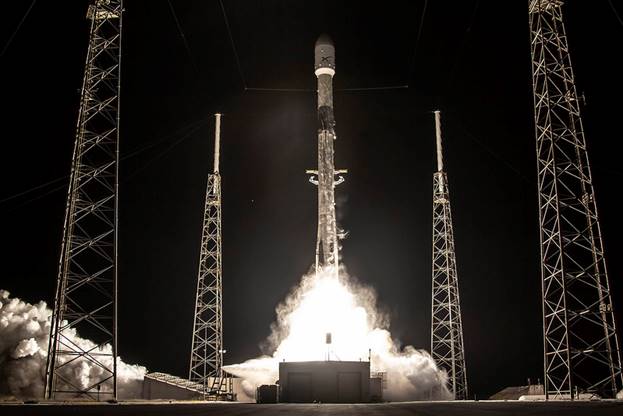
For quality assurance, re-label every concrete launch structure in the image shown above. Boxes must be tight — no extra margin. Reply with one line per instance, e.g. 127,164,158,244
308,34,346,277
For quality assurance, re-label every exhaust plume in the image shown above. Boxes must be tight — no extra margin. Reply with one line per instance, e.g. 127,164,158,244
0,290,146,400
224,267,451,401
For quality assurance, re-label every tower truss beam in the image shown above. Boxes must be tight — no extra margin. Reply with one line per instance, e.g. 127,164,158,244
529,0,622,399
430,111,468,400
45,0,123,400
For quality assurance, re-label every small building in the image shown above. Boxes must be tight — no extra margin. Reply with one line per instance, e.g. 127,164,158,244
278,361,372,403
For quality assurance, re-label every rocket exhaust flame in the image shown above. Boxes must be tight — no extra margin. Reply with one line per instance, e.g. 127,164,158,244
224,268,451,401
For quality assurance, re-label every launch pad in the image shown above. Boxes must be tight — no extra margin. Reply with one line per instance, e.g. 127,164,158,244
1,400,622,416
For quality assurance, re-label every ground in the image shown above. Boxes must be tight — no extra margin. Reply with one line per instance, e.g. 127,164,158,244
1,400,622,415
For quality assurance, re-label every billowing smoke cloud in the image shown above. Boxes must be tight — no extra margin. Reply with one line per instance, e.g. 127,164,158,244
224,267,452,402
0,290,146,400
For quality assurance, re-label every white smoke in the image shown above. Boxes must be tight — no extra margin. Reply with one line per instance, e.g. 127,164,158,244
224,267,451,401
0,290,146,400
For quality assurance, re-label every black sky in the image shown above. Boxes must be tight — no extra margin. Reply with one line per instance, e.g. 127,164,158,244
2,1,623,399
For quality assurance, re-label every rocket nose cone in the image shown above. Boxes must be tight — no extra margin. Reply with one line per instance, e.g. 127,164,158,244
314,33,335,73
315,33,334,49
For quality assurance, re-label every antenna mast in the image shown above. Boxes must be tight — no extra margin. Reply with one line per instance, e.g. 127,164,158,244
430,111,468,400
189,114,226,397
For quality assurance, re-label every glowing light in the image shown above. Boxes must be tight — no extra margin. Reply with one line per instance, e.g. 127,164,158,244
272,267,371,362
225,267,451,401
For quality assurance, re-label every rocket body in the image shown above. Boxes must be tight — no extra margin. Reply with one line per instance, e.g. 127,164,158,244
314,35,339,274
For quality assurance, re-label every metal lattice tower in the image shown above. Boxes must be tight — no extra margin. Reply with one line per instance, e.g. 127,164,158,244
45,0,123,400
189,114,225,396
529,0,622,399
430,111,468,400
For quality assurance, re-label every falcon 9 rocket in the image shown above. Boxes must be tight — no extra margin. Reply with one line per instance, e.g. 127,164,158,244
309,34,345,278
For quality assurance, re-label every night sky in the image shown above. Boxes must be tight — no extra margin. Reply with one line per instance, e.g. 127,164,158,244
2,1,623,399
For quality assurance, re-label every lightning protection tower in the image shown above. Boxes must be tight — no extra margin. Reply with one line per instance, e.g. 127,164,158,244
430,111,468,400
45,0,123,400
529,0,622,399
189,114,226,397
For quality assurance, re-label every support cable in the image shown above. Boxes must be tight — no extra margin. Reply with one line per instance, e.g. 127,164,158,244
0,0,37,58
1,118,208,211
245,87,313,92
607,0,623,27
218,1,411,92
448,113,530,183
124,121,207,181
338,85,409,92
407,0,428,82
167,0,199,75
219,0,247,90
443,0,480,97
